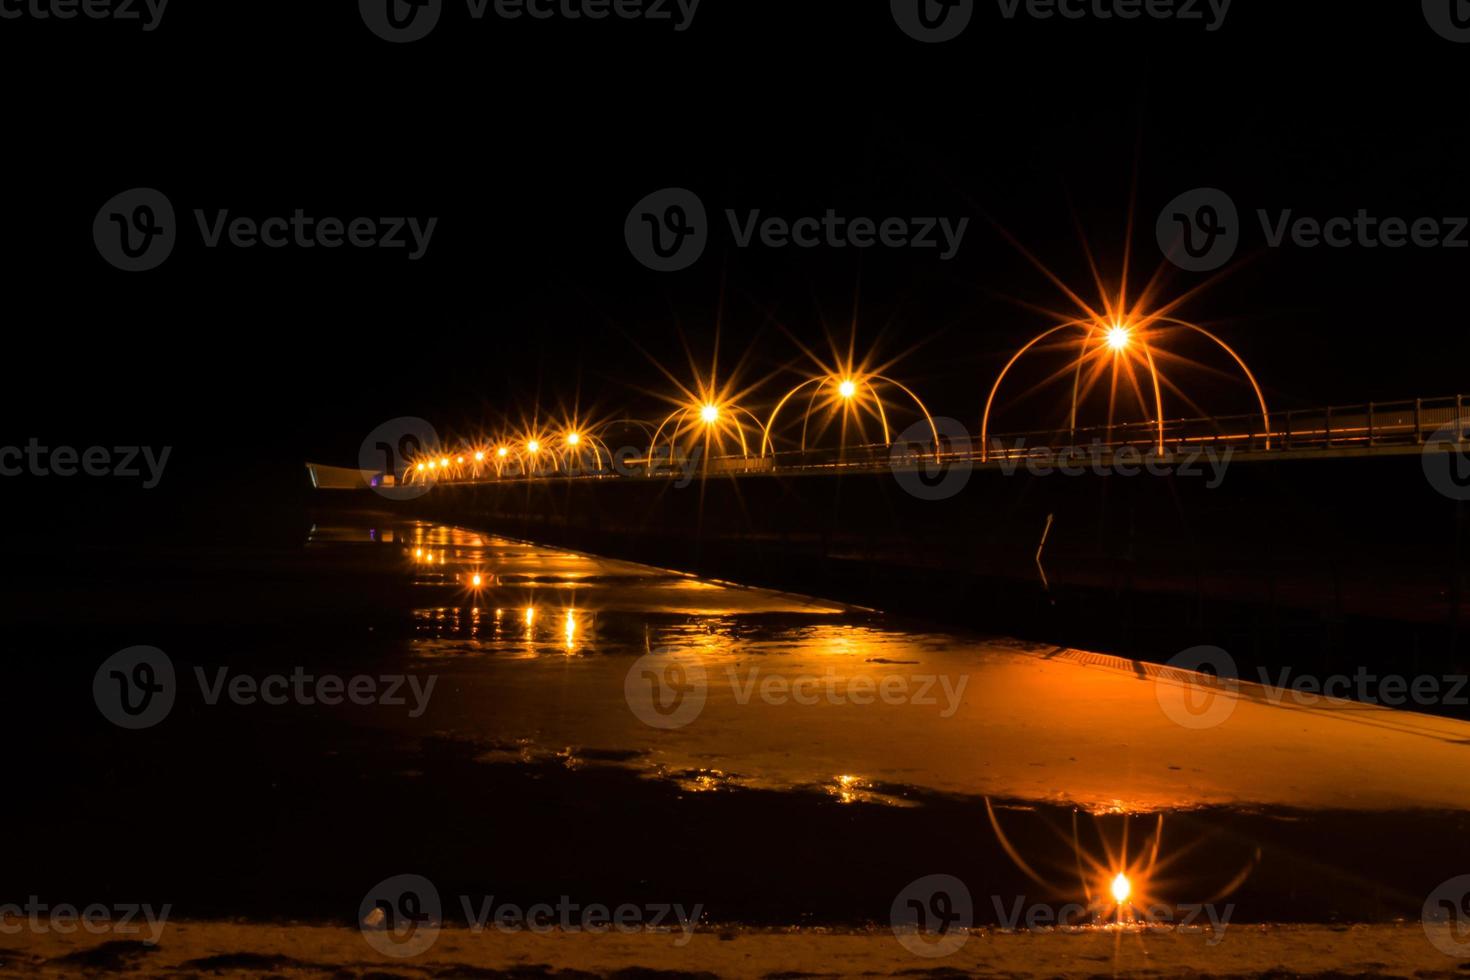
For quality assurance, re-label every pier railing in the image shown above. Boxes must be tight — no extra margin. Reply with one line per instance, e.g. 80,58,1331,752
371,394,1467,487
975,394,1468,461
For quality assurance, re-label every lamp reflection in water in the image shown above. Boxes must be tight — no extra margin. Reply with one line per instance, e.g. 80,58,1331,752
563,609,578,653
986,797,1257,937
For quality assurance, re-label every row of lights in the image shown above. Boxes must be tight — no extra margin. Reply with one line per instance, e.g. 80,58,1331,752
403,364,925,485
417,381,868,466
410,430,610,473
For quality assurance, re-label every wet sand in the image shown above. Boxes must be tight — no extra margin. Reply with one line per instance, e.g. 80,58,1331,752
3,921,1466,979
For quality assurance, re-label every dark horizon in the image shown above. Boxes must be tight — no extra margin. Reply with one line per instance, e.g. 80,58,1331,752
5,3,1469,488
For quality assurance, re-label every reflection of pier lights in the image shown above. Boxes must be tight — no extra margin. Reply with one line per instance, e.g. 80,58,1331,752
760,374,941,462
980,317,1271,462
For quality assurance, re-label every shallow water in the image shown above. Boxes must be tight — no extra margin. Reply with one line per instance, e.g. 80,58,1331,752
356,519,1470,814
10,514,1470,928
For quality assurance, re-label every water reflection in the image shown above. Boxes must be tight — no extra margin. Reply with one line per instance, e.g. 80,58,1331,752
326,519,1470,815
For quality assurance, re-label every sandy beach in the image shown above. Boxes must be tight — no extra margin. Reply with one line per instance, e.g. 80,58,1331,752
3,920,1466,978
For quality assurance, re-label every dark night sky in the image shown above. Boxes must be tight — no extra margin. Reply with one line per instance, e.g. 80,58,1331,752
3,1,1468,526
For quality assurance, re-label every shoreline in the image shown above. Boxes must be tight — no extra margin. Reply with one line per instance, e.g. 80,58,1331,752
3,921,1464,978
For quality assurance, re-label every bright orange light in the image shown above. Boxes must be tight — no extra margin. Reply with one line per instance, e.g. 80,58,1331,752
563,610,577,649
838,379,857,399
1106,325,1130,351
527,440,541,454
566,432,581,447
524,606,536,627
439,457,450,468
474,451,485,462
700,403,720,424
497,446,509,458
427,461,437,470
415,463,425,472
414,548,422,558
470,573,482,587
1111,872,1131,904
